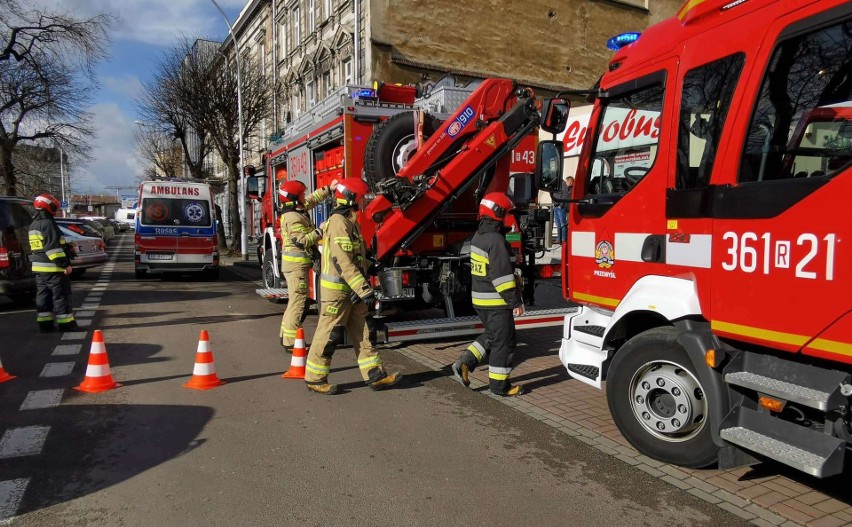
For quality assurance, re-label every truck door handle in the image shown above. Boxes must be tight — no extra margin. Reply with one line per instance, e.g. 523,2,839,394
641,235,666,263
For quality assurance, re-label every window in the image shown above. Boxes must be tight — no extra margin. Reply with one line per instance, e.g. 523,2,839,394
325,0,333,18
676,53,745,190
323,71,332,96
740,19,852,183
342,58,352,85
141,198,211,227
308,0,315,33
260,41,266,71
585,79,664,196
306,80,315,108
293,6,301,44
279,20,288,56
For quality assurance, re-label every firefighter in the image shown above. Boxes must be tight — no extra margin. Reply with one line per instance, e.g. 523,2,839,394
278,179,338,351
29,194,77,332
304,178,402,395
451,192,525,396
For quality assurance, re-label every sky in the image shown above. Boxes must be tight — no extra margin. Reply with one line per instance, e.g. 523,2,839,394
37,0,246,196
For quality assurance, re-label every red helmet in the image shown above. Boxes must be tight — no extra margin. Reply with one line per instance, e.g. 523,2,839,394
335,178,370,208
479,192,514,222
34,193,61,215
278,180,307,207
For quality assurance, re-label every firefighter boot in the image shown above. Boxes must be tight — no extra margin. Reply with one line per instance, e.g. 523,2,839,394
306,382,338,395
369,371,402,391
451,360,470,387
493,384,526,397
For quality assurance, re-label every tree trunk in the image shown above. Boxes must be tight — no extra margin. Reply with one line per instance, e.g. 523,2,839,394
227,159,241,254
0,143,17,196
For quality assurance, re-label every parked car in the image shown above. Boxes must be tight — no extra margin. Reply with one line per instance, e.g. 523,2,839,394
58,225,108,277
0,196,36,303
57,218,106,241
109,218,128,232
79,216,115,244
114,208,136,230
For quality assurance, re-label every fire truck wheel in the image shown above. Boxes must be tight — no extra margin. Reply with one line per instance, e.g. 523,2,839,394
363,112,439,191
606,326,719,468
262,249,281,289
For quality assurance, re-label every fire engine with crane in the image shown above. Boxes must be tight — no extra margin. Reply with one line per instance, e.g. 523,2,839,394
248,77,563,322
536,0,851,477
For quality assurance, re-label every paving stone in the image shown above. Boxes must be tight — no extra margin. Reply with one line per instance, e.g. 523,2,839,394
661,475,692,491
744,504,787,526
687,488,722,505
805,515,848,527
717,502,757,521
770,503,817,525
659,464,691,481
812,500,850,516
635,464,665,478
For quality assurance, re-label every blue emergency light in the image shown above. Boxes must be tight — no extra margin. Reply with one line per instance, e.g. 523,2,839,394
354,88,377,100
606,32,641,51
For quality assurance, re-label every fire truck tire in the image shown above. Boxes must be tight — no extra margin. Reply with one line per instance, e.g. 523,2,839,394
363,112,439,191
606,326,719,468
262,249,281,289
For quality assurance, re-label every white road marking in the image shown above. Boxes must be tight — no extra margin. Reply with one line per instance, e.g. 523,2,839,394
52,344,82,356
75,311,95,318
0,426,49,459
0,478,29,522
76,319,92,328
19,389,64,410
61,332,87,341
40,362,75,377
79,304,99,310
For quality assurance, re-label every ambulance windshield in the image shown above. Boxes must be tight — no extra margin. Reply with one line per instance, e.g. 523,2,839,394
141,198,211,227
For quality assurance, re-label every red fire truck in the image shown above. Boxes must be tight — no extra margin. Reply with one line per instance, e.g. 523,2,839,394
250,78,554,318
536,0,851,477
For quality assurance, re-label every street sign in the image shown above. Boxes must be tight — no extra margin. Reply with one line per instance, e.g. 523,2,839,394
118,192,137,209
60,200,68,209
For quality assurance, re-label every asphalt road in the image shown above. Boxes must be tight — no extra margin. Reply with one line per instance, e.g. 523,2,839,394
0,233,747,526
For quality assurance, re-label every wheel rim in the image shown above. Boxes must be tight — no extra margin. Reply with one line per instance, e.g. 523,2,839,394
392,134,417,175
264,260,276,287
628,360,706,442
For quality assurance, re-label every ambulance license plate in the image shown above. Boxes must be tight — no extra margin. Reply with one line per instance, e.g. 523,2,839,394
147,253,174,260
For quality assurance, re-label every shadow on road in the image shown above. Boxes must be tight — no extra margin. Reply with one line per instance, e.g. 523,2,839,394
2,404,213,516
102,312,280,331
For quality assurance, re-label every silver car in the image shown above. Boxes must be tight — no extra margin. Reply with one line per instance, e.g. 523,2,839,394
59,225,108,278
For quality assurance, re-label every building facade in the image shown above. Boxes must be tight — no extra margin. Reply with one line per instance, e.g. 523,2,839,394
223,0,681,170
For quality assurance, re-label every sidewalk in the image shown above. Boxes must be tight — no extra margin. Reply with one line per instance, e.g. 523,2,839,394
393,330,852,527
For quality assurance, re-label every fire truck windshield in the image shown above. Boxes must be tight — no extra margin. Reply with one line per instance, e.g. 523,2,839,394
585,82,663,196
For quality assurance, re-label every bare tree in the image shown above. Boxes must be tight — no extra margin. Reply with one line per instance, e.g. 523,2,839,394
133,124,184,180
137,37,214,183
0,0,113,195
146,37,270,252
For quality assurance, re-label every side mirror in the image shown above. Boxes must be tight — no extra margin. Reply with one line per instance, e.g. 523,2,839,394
246,175,267,201
535,140,564,192
541,98,570,134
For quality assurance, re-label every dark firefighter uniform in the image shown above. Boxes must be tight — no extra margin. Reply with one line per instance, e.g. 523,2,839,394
279,185,331,348
303,180,401,394
455,217,523,395
29,210,76,331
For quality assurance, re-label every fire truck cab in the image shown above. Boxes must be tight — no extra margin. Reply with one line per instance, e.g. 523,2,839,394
537,0,851,477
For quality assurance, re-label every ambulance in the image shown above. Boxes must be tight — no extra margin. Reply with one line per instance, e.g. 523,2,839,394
134,180,219,279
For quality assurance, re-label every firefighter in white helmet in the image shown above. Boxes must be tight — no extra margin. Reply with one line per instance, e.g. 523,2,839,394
451,192,525,396
277,179,337,351
303,178,402,395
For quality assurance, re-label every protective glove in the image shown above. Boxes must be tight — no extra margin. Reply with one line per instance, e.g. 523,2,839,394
329,179,339,192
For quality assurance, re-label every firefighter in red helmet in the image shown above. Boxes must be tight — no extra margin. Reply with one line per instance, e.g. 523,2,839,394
451,191,525,396
303,177,402,394
278,178,337,351
29,194,77,332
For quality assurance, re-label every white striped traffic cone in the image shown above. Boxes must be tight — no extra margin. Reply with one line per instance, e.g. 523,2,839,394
75,330,120,393
184,330,225,390
282,328,307,379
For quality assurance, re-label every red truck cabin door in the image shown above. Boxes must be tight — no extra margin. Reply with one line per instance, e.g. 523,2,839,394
569,62,676,309
708,6,852,363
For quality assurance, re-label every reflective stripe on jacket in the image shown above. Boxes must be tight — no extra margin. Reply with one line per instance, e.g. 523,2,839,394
29,211,69,273
470,218,521,310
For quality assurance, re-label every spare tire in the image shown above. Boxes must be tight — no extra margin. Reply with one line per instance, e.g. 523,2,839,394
363,112,439,192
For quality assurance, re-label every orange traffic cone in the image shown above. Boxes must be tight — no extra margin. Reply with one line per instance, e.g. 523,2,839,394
282,327,307,379
0,354,15,383
75,330,121,393
184,330,225,390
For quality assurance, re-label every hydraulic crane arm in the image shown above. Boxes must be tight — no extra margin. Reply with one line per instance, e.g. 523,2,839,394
365,78,541,262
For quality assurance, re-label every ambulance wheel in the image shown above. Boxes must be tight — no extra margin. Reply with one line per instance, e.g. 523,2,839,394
262,249,281,289
363,112,439,192
606,326,718,468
